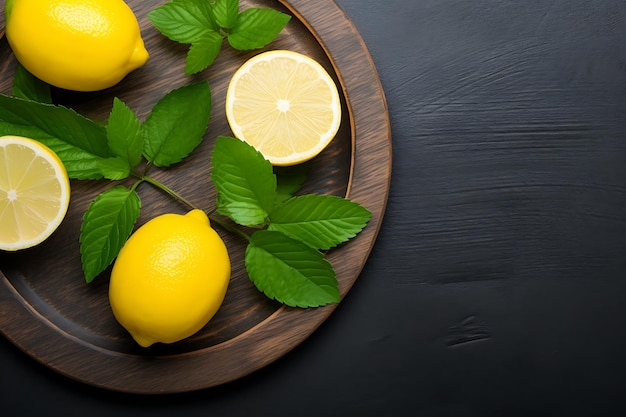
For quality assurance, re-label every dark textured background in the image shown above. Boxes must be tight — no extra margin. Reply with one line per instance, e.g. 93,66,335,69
2,0,626,415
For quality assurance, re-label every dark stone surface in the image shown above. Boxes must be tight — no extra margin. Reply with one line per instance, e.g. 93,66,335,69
2,1,626,415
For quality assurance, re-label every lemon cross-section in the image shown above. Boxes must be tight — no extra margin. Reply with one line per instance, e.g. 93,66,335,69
0,135,71,251
226,50,342,166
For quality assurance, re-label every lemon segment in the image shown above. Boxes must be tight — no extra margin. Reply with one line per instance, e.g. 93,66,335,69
5,0,149,92
226,50,342,166
109,209,231,347
0,135,71,251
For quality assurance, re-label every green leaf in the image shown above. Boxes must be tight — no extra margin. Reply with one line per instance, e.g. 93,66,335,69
212,0,239,29
268,194,372,250
96,157,131,180
12,64,52,103
274,164,309,204
4,0,15,20
0,94,109,156
142,81,212,167
148,0,222,73
228,8,291,50
148,0,218,43
149,0,289,72
0,94,112,179
185,32,224,74
211,136,276,226
245,230,340,307
106,98,143,167
0,122,106,179
80,186,141,283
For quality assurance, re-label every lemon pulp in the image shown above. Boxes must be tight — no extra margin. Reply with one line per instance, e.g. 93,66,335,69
226,50,342,166
0,135,71,251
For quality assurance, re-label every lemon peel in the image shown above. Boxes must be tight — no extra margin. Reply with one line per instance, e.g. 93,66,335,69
5,0,149,91
109,209,231,347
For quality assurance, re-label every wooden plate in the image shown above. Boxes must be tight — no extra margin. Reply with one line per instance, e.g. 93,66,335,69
0,0,391,393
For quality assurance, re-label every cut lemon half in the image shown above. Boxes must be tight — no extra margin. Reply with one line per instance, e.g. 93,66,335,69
225,50,342,166
0,135,70,251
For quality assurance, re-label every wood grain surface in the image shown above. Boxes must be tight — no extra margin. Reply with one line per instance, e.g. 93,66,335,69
0,0,391,393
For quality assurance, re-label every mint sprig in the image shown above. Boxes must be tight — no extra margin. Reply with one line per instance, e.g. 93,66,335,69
211,136,372,306
149,0,291,74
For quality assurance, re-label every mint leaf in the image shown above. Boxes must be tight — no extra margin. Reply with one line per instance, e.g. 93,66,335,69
228,8,291,50
212,136,277,226
212,0,239,29
148,0,218,43
143,81,211,167
0,94,112,179
80,186,141,283
12,64,52,103
96,157,131,180
185,32,224,74
0,94,110,156
274,164,309,204
149,0,223,74
268,194,372,250
0,122,104,179
106,98,143,167
245,230,340,307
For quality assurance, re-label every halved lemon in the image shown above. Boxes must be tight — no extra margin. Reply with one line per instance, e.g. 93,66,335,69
0,135,71,251
225,50,342,166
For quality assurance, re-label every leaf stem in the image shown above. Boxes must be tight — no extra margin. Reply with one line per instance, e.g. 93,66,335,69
141,175,200,211
130,178,143,192
138,174,250,242
208,214,251,242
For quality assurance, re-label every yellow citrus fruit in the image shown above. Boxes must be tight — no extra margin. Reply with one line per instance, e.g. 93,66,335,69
109,209,231,348
0,135,71,251
225,50,342,166
4,0,149,92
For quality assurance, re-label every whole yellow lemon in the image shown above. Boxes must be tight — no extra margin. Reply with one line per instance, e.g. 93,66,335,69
5,0,149,91
109,210,231,348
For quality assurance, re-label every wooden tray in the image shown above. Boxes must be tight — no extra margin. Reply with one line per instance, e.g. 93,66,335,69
0,0,391,393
